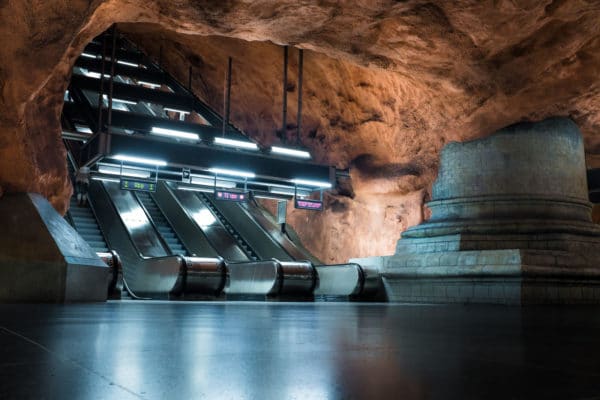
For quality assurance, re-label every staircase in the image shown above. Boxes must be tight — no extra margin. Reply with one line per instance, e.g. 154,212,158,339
135,191,188,256
198,193,259,261
68,197,109,253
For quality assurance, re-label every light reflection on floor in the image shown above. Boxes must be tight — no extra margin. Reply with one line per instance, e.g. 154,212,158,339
0,301,600,399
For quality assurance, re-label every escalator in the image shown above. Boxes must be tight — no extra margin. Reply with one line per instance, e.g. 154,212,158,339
88,180,306,299
67,196,109,253
200,192,294,261
197,192,260,261
240,199,321,264
135,191,189,256
164,183,255,262
89,179,188,298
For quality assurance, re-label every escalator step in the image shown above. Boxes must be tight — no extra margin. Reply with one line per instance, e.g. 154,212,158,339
87,240,108,248
82,234,105,242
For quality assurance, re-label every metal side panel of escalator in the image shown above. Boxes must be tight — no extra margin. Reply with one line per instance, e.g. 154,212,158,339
135,190,189,256
168,186,254,262
241,199,322,264
199,193,292,261
150,182,221,258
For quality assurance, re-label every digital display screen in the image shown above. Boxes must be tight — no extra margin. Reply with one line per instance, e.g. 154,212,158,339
294,199,323,211
120,178,156,192
215,190,249,202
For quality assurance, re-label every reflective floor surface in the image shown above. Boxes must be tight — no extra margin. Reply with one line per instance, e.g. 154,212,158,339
1,301,600,399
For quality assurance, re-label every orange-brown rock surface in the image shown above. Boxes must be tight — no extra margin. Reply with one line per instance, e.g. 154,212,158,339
1,1,600,261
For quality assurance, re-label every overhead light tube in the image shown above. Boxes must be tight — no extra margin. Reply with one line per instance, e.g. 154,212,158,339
292,178,332,189
271,146,311,159
137,80,162,89
112,154,167,167
164,107,191,115
214,137,259,151
103,95,137,105
150,126,199,141
117,60,140,68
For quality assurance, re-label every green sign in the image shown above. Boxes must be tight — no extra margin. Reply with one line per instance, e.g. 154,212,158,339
120,178,156,192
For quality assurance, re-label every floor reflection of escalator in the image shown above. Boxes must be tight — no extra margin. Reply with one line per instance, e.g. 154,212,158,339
136,191,189,256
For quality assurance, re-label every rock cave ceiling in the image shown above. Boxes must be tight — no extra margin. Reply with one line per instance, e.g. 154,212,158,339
1,0,600,262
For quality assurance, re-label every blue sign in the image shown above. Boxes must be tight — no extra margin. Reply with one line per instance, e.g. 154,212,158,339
120,178,156,192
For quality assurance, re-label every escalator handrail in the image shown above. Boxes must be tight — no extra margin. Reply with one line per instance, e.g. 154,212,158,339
66,153,111,252
243,198,321,263
162,183,250,262
199,192,261,259
99,180,176,261
94,180,187,298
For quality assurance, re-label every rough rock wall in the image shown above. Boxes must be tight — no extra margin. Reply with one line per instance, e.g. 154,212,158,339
1,1,600,261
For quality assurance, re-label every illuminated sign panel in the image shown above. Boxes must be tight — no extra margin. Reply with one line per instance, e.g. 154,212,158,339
120,178,156,192
294,199,323,211
215,190,249,202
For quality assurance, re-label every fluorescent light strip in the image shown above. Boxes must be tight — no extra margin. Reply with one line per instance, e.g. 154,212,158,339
214,137,259,151
209,167,255,179
137,80,161,88
164,107,191,115
292,178,332,189
74,124,93,134
103,95,137,105
83,71,112,79
81,52,97,59
98,166,151,179
91,176,120,183
112,154,167,167
117,60,140,68
150,126,199,141
271,146,311,159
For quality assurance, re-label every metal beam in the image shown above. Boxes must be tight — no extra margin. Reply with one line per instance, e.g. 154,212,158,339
83,42,146,66
83,133,333,185
75,58,166,86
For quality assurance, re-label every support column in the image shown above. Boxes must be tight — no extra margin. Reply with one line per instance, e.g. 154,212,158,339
0,193,109,302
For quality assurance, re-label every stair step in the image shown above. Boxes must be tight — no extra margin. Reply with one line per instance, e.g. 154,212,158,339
81,234,105,242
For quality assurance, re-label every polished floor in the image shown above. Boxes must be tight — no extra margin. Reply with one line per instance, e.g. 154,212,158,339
0,302,599,400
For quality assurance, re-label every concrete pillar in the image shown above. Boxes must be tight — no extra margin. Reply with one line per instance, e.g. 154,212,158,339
353,118,600,304
0,193,109,302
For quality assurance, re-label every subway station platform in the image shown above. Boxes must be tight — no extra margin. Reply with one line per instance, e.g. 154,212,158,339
0,302,599,399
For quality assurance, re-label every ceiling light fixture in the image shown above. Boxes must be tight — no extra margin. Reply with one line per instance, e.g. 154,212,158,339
150,126,199,141
117,60,140,68
112,154,167,167
164,107,191,115
137,80,162,89
214,137,259,151
292,178,332,189
271,146,311,159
